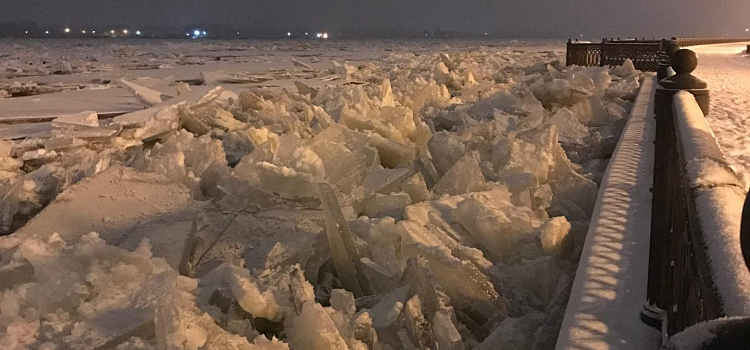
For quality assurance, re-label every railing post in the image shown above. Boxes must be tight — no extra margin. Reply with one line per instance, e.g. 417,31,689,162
643,46,711,330
743,193,750,272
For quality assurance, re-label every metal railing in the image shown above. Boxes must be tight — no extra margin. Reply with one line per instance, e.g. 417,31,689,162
566,39,661,71
566,37,750,71
644,41,750,344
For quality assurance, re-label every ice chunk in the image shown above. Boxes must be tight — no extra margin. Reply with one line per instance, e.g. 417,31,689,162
201,70,274,85
551,171,599,217
319,183,373,297
428,132,466,177
369,285,409,329
364,192,412,219
363,167,413,196
611,58,638,77
289,266,316,314
401,173,431,203
330,289,357,318
401,243,507,323
411,82,451,113
294,81,319,98
579,66,612,91
531,78,593,107
605,74,640,100
223,130,257,165
131,105,181,142
360,257,399,294
379,79,396,107
474,313,545,350
400,295,436,349
51,110,99,128
506,257,562,304
290,57,314,71
414,157,440,189
289,303,349,350
539,216,572,255
545,108,589,145
432,309,465,350
120,78,169,107
367,133,415,168
235,161,320,199
239,91,274,111
434,151,486,196
453,196,537,260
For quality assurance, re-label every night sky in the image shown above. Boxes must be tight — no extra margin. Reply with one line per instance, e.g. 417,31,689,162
4,0,750,38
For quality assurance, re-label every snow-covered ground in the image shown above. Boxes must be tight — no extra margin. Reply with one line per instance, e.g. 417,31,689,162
691,41,750,188
0,39,644,350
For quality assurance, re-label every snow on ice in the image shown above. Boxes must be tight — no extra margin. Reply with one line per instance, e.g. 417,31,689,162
0,40,645,349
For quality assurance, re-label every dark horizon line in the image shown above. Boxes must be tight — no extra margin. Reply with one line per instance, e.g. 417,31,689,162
0,20,566,40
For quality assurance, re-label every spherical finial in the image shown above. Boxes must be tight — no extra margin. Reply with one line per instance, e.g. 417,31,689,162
665,42,681,58
672,49,698,74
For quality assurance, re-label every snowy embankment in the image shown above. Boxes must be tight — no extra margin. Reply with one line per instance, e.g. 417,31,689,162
1,42,643,350
691,42,750,189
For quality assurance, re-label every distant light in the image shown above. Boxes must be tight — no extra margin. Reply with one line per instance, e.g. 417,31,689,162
746,28,749,32
25,30,29,34
484,32,488,36
305,32,309,36
287,32,292,37
136,30,141,36
82,30,86,34
187,33,191,37
45,30,49,34
64,28,71,33
316,33,322,38
580,34,584,37
237,31,240,35
202,31,207,35
92,30,96,34
123,29,128,34
194,30,201,36
111,30,115,34
322,33,328,39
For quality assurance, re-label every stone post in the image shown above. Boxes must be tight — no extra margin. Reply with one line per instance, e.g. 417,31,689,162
743,193,750,273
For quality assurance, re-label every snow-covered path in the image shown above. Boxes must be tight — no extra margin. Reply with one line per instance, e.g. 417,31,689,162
691,42,750,187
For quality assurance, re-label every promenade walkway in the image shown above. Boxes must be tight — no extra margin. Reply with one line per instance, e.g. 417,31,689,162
692,42,750,188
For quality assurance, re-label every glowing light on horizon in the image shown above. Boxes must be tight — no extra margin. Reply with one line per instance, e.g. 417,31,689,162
136,30,141,36
287,32,292,37
123,29,128,35
64,28,70,33
194,30,201,36
45,30,49,34
322,32,328,39
82,30,86,34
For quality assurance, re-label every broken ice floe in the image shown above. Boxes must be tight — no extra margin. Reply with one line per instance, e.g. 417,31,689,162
0,47,644,349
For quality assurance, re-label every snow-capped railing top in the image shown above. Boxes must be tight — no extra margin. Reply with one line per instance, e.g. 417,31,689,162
673,37,750,47
672,91,750,317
